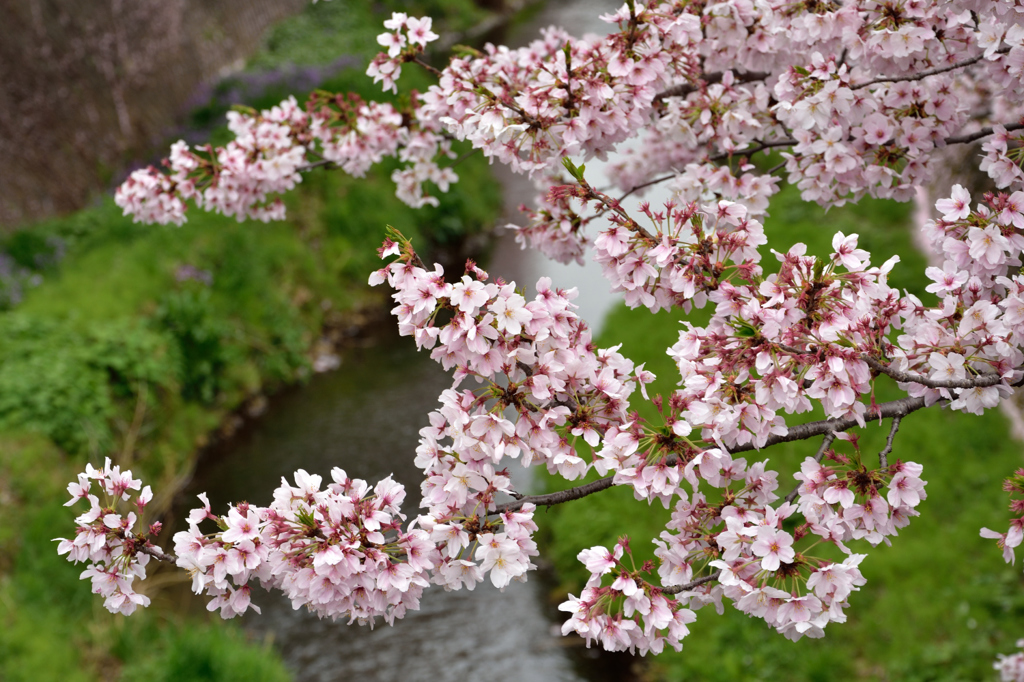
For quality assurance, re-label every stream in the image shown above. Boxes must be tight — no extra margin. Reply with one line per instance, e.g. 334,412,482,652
183,1,683,679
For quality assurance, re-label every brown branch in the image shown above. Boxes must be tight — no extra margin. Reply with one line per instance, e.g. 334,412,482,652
862,354,1002,389
494,394,934,514
494,475,619,515
138,543,176,564
412,57,443,78
851,46,1010,90
444,148,480,170
708,138,797,163
656,70,772,101
581,181,657,241
945,122,1024,145
120,381,148,467
618,174,675,202
878,416,901,469
615,138,795,202
661,570,722,594
298,158,336,172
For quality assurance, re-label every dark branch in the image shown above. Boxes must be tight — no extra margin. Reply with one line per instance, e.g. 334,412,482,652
862,354,1002,389
878,416,901,469
618,174,675,202
494,395,935,514
656,70,772,101
661,570,723,594
851,47,1010,90
615,138,794,202
945,122,1024,145
494,475,617,515
138,543,176,564
708,138,797,163
298,158,336,172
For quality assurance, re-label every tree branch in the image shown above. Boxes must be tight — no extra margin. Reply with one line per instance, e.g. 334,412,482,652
862,354,1002,389
494,395,935,514
298,158,337,172
138,542,176,564
618,173,675,202
708,138,797,163
661,570,723,594
851,47,1010,90
615,138,795,202
495,475,618,514
655,70,772,101
878,416,901,469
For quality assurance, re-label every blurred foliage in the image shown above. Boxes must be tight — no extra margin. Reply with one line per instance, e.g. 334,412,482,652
0,0,504,678
541,185,1024,681
249,0,486,69
119,625,290,682
155,289,230,404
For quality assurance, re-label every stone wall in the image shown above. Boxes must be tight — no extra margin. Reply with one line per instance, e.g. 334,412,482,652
0,0,307,228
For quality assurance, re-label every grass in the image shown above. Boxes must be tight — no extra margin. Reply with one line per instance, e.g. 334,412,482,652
540,184,1024,681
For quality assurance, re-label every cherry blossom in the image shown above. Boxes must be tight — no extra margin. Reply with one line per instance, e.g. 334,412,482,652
54,0,1024,658
997,640,1024,681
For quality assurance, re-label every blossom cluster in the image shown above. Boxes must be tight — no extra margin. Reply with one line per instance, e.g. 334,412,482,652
371,232,648,587
78,0,1024,657
560,539,698,655
115,15,452,224
117,3,1024,229
980,467,1024,568
116,98,309,225
55,458,157,615
897,184,1024,413
562,434,925,652
173,469,431,624
366,12,439,94
996,639,1024,682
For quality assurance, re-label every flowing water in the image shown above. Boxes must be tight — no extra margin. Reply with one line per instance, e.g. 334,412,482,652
184,1,686,679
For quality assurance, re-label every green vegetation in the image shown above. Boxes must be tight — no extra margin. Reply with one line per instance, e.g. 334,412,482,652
0,1,504,679
541,186,1024,681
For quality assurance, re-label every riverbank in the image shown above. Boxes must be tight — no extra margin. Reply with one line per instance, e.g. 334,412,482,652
0,2,505,678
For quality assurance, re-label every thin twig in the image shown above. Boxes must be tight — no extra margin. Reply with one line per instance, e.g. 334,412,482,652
298,158,336,172
493,394,934,514
945,121,1024,145
582,181,657,241
120,381,148,467
138,543,176,564
878,416,901,469
655,70,772,101
851,46,1010,90
413,57,443,77
444,148,481,170
618,174,675,202
661,570,723,594
863,354,1002,389
708,138,798,163
615,139,796,203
